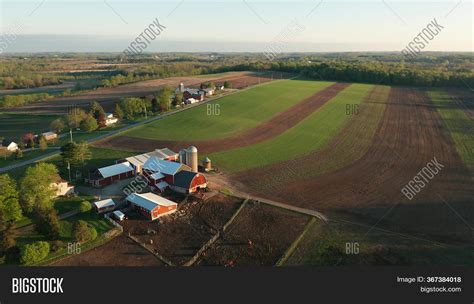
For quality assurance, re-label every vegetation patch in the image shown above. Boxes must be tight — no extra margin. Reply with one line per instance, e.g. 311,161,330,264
428,90,474,174
210,83,374,172
125,79,334,141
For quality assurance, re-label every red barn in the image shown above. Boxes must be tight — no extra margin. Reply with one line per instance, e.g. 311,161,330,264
183,89,204,102
126,192,177,220
170,171,208,194
86,162,134,187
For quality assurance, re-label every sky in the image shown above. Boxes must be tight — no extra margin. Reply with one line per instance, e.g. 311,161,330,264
0,0,472,52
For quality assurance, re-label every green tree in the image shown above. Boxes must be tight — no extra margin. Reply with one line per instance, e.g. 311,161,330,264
0,174,22,223
81,115,98,132
20,163,59,213
50,118,66,133
15,149,23,159
38,136,48,150
73,220,96,243
34,208,60,240
114,104,124,119
65,108,86,129
173,92,184,106
223,81,231,88
0,222,17,254
157,86,173,111
79,201,92,213
60,142,91,167
89,101,105,120
20,241,50,265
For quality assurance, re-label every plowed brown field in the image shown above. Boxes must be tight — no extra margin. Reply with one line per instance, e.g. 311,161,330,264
234,87,474,242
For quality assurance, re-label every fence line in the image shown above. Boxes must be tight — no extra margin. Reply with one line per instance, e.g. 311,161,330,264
183,199,249,266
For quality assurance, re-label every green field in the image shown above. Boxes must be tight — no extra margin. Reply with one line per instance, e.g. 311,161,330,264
209,84,374,172
124,79,334,141
429,90,474,174
284,219,474,266
0,113,60,139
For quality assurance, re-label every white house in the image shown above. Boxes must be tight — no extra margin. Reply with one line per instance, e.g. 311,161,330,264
51,180,75,197
105,113,119,126
2,140,18,152
41,131,58,141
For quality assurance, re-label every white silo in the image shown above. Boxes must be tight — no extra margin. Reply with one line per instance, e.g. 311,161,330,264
186,146,198,172
179,83,184,92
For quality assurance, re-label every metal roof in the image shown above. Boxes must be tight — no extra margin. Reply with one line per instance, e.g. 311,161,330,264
150,172,165,180
125,148,178,167
173,171,198,189
126,192,176,212
93,198,116,209
98,162,133,179
143,157,186,175
156,181,169,191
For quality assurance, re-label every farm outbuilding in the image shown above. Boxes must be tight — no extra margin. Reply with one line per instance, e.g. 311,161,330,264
86,161,134,187
120,148,179,174
126,192,177,220
41,131,58,141
93,198,116,214
170,171,208,194
1,140,18,152
202,157,212,171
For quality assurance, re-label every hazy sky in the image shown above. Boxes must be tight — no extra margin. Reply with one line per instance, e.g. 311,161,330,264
0,0,472,52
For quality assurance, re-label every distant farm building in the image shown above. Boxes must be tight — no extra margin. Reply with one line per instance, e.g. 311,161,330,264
41,131,58,141
1,140,18,152
183,89,204,102
200,88,214,96
185,98,198,104
126,192,177,220
86,161,134,187
104,113,119,126
93,198,116,214
202,157,212,171
51,180,75,197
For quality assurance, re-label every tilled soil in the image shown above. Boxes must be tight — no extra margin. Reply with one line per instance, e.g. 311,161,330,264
95,82,349,153
52,235,164,266
121,194,242,265
196,202,309,266
236,87,474,242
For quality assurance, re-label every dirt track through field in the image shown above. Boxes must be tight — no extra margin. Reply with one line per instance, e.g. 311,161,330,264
234,87,474,242
95,82,350,153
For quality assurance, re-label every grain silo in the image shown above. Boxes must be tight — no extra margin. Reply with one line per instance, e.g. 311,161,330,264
202,157,212,171
179,149,187,164
179,82,184,92
186,146,198,173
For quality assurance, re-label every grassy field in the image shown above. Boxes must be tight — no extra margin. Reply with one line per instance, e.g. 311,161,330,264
429,90,474,174
284,219,474,266
0,112,60,139
124,79,334,141
209,84,374,172
12,210,114,266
